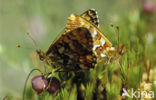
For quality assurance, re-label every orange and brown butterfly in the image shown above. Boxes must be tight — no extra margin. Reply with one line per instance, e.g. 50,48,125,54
66,9,125,63
36,9,123,71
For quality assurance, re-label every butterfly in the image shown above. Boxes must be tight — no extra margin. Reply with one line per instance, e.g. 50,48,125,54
66,10,118,64
36,9,120,71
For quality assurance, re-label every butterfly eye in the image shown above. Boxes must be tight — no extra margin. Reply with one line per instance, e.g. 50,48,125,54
39,55,44,61
36,50,45,61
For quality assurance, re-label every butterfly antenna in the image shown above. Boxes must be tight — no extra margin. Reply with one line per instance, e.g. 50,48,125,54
22,69,43,100
27,32,38,50
16,44,35,50
116,25,120,51
16,44,21,48
110,24,120,49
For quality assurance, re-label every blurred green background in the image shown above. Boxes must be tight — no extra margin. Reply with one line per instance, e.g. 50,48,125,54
0,0,156,100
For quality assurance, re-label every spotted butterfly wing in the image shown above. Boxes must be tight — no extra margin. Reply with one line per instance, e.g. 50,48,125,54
80,9,99,27
52,9,99,45
45,27,97,71
66,14,115,64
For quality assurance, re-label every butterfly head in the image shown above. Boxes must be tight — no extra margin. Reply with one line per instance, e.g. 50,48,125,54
36,49,47,61
36,49,54,66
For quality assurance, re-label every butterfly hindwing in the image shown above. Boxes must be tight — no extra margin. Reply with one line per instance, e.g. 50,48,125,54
66,14,114,63
51,9,99,45
46,27,97,71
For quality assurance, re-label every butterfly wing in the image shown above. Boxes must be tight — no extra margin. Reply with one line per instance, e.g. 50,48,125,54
80,9,99,27
50,9,99,47
46,27,97,71
66,14,115,64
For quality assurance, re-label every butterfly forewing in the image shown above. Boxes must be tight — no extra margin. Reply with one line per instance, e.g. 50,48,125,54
46,27,97,71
